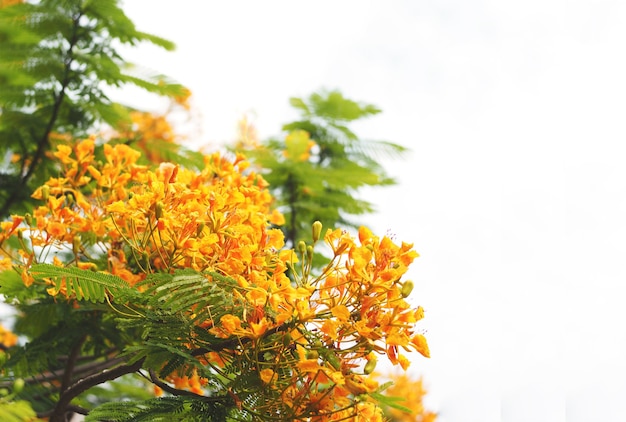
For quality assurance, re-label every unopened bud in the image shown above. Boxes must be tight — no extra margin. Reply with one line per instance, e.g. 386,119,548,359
196,222,205,237
72,235,81,254
142,251,150,266
401,281,414,298
306,350,319,360
155,202,164,220
41,185,50,201
363,359,377,375
282,333,292,348
325,351,341,370
13,378,24,394
297,241,306,257
312,221,322,243
306,245,313,261
24,213,32,226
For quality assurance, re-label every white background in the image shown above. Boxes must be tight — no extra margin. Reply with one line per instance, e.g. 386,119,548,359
118,1,626,421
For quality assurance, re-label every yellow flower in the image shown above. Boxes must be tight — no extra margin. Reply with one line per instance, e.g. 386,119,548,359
220,314,242,335
259,368,276,384
0,324,18,348
411,334,431,358
354,401,384,421
320,319,341,341
330,304,351,322
52,144,74,164
248,318,269,338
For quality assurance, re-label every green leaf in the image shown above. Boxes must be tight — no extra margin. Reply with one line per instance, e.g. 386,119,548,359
135,31,176,51
0,270,27,299
369,391,413,413
288,97,310,114
120,70,187,97
28,264,131,303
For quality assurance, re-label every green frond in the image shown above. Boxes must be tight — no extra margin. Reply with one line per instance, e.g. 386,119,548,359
242,89,409,249
86,395,240,421
0,0,185,219
142,270,240,319
134,31,177,51
120,70,188,98
291,90,381,122
0,269,35,303
29,264,131,303
369,382,414,414
12,301,64,339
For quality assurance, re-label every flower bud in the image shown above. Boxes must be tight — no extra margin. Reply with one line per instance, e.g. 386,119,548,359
363,359,377,375
72,235,81,255
141,250,149,261
13,378,24,394
325,351,341,370
196,222,205,238
24,213,33,226
282,333,292,348
297,241,306,257
155,201,164,220
306,245,313,261
312,221,322,243
41,185,50,201
401,280,414,298
306,350,319,360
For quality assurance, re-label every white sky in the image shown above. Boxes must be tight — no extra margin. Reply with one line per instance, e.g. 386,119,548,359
119,1,626,421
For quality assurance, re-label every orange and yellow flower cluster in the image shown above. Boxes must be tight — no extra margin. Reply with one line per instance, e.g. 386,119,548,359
0,137,430,421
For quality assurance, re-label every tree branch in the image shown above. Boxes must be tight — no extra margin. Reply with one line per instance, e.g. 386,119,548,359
47,357,145,422
0,354,126,389
60,335,86,393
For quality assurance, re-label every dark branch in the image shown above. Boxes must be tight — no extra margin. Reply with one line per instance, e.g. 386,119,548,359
47,357,145,422
0,355,126,389
60,336,86,393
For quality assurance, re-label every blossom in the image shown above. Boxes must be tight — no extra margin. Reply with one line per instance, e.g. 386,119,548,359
0,324,18,348
259,368,276,384
3,138,432,420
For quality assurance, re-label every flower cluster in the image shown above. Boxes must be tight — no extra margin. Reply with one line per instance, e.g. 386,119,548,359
0,138,430,421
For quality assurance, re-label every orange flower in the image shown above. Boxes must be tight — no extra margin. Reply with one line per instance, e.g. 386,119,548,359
0,324,18,348
411,334,431,358
219,315,241,336
259,368,276,384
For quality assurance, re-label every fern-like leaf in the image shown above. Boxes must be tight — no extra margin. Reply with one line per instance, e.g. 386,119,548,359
85,397,199,422
29,264,131,303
